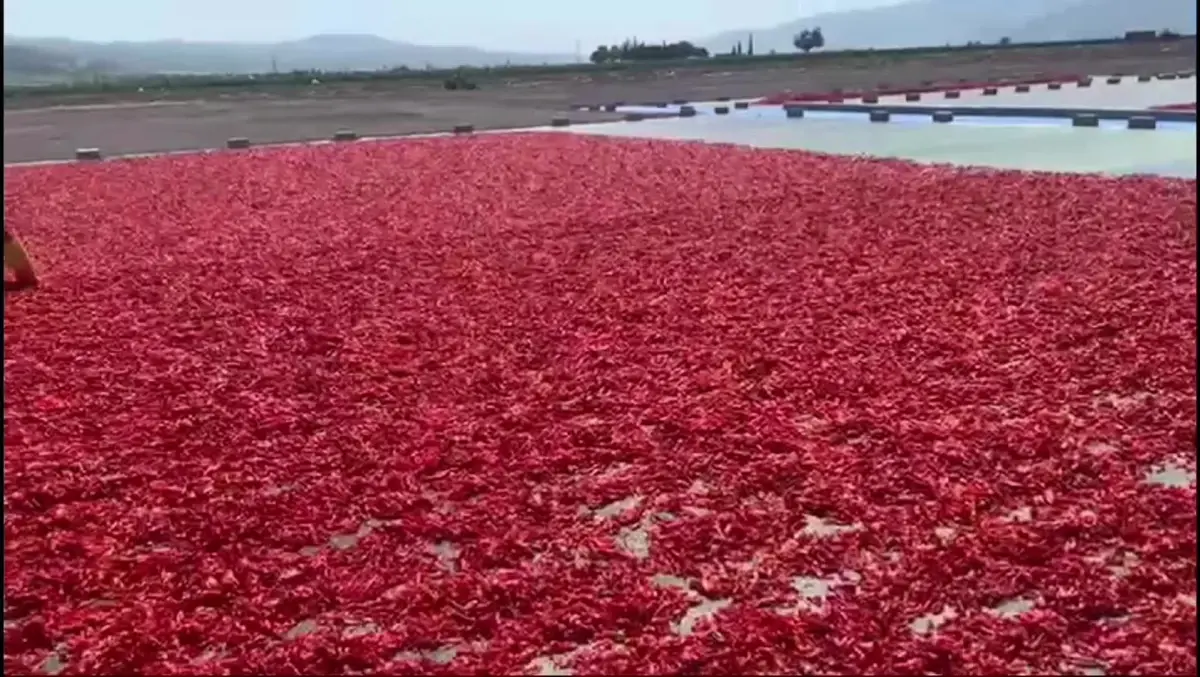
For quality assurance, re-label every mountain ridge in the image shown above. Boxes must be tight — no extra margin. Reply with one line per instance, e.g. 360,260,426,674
6,0,1196,80
1006,0,1197,43
697,0,1194,54
3,33,577,80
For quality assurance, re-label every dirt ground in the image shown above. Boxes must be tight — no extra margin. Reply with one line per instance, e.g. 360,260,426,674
4,40,1196,164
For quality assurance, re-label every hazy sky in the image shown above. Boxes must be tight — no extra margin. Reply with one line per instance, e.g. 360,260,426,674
4,0,905,52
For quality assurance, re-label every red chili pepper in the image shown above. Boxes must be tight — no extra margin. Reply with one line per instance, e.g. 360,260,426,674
2,134,1195,674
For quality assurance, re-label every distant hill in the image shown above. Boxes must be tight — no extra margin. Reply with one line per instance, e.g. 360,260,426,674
8,0,1196,84
3,34,576,78
1004,0,1199,43
698,0,1195,54
3,43,126,84
5,44,79,75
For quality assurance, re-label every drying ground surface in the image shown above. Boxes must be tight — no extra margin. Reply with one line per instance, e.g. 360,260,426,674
4,133,1197,675
4,39,1197,163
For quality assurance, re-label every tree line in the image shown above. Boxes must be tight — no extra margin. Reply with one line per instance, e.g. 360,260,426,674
588,24,1183,64
590,39,709,64
590,30,830,64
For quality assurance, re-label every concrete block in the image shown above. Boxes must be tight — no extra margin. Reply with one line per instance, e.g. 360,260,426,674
905,93,921,102
1077,77,1093,87
624,112,646,122
333,129,358,142
869,109,891,123
1127,116,1157,130
226,137,251,149
1014,84,1030,93
603,104,617,112
453,124,475,134
785,106,805,118
945,90,961,99
75,148,102,161
1158,72,1178,80
1048,82,1063,90
550,117,571,127
932,110,954,123
982,87,998,95
714,106,730,115
734,101,750,109
1072,113,1099,127
862,94,880,103
1137,74,1152,82
678,105,697,117
1105,76,1122,85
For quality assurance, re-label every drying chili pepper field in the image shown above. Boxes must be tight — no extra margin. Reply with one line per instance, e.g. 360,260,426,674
4,133,1197,676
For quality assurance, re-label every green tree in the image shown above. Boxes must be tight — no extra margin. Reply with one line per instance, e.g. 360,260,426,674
793,27,825,53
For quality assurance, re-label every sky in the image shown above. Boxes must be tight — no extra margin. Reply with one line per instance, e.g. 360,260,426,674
3,0,906,52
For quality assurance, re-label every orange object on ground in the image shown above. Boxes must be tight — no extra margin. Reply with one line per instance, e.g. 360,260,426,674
5,227,39,292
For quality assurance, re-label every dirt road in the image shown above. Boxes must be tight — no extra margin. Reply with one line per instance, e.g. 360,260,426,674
4,40,1196,164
